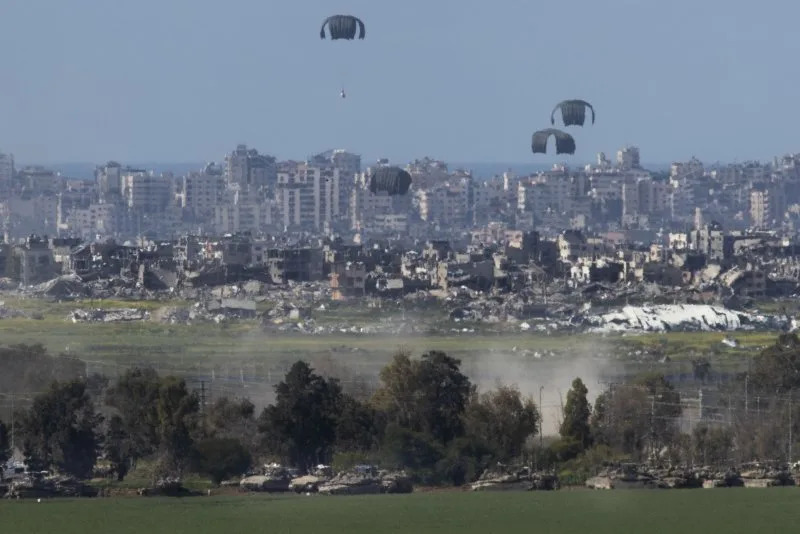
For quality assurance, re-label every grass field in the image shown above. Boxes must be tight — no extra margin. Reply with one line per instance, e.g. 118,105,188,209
0,294,782,410
0,294,779,365
3,489,800,534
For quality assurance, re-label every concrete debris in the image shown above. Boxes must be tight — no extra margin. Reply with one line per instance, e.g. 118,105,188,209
34,274,90,298
71,308,150,323
721,337,739,348
0,305,37,320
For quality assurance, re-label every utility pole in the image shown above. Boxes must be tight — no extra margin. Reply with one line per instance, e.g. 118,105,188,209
744,375,749,415
10,393,15,451
650,394,656,464
200,381,206,416
728,395,732,425
790,392,794,466
698,389,703,422
539,386,544,451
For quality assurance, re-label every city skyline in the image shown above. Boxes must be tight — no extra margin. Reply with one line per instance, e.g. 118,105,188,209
1,1,798,165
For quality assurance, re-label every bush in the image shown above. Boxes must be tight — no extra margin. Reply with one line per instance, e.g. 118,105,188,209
547,438,583,463
557,445,629,486
191,438,251,486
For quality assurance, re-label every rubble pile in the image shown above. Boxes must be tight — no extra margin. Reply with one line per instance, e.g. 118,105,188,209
153,306,194,324
71,308,150,323
471,466,559,491
33,274,90,298
0,305,36,320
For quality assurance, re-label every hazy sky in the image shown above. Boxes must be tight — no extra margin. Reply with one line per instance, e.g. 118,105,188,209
1,0,798,166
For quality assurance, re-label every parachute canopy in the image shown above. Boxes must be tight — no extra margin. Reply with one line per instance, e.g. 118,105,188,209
369,167,412,195
532,129,576,155
320,15,366,40
551,99,595,127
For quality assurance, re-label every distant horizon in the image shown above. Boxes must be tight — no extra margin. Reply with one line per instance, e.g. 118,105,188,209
15,159,675,181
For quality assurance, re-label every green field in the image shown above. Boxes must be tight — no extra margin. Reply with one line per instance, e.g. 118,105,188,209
0,295,779,366
2,490,800,534
0,295,783,408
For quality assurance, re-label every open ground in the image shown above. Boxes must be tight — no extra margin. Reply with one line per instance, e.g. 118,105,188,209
0,295,784,435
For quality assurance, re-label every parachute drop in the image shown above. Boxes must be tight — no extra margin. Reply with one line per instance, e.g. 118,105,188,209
551,100,595,127
369,166,412,196
320,15,366,40
532,129,576,155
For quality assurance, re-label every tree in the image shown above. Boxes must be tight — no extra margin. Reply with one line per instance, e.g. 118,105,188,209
258,361,343,472
105,415,133,481
379,424,444,482
464,386,539,462
372,350,473,447
372,351,421,430
204,397,258,450
0,344,85,396
751,334,800,393
591,375,681,461
692,424,733,466
415,351,474,445
19,380,102,479
191,438,251,486
560,378,592,450
105,368,199,477
335,395,382,453
105,368,162,463
637,374,681,456
591,386,651,459
155,376,200,475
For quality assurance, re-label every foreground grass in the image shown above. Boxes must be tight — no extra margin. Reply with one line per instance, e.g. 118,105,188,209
3,489,800,534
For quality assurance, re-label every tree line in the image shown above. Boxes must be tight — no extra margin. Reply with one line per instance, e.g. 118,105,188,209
3,334,800,486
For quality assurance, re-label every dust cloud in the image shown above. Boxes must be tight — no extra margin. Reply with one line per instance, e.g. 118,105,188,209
462,344,623,436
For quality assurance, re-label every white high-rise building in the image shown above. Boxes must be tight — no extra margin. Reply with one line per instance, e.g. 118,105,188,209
181,163,225,219
122,170,172,213
214,185,274,234
0,151,14,183
225,144,277,192
616,146,641,170
95,161,123,201
276,162,340,230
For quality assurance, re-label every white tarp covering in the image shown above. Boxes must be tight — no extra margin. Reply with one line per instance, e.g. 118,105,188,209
582,304,793,333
